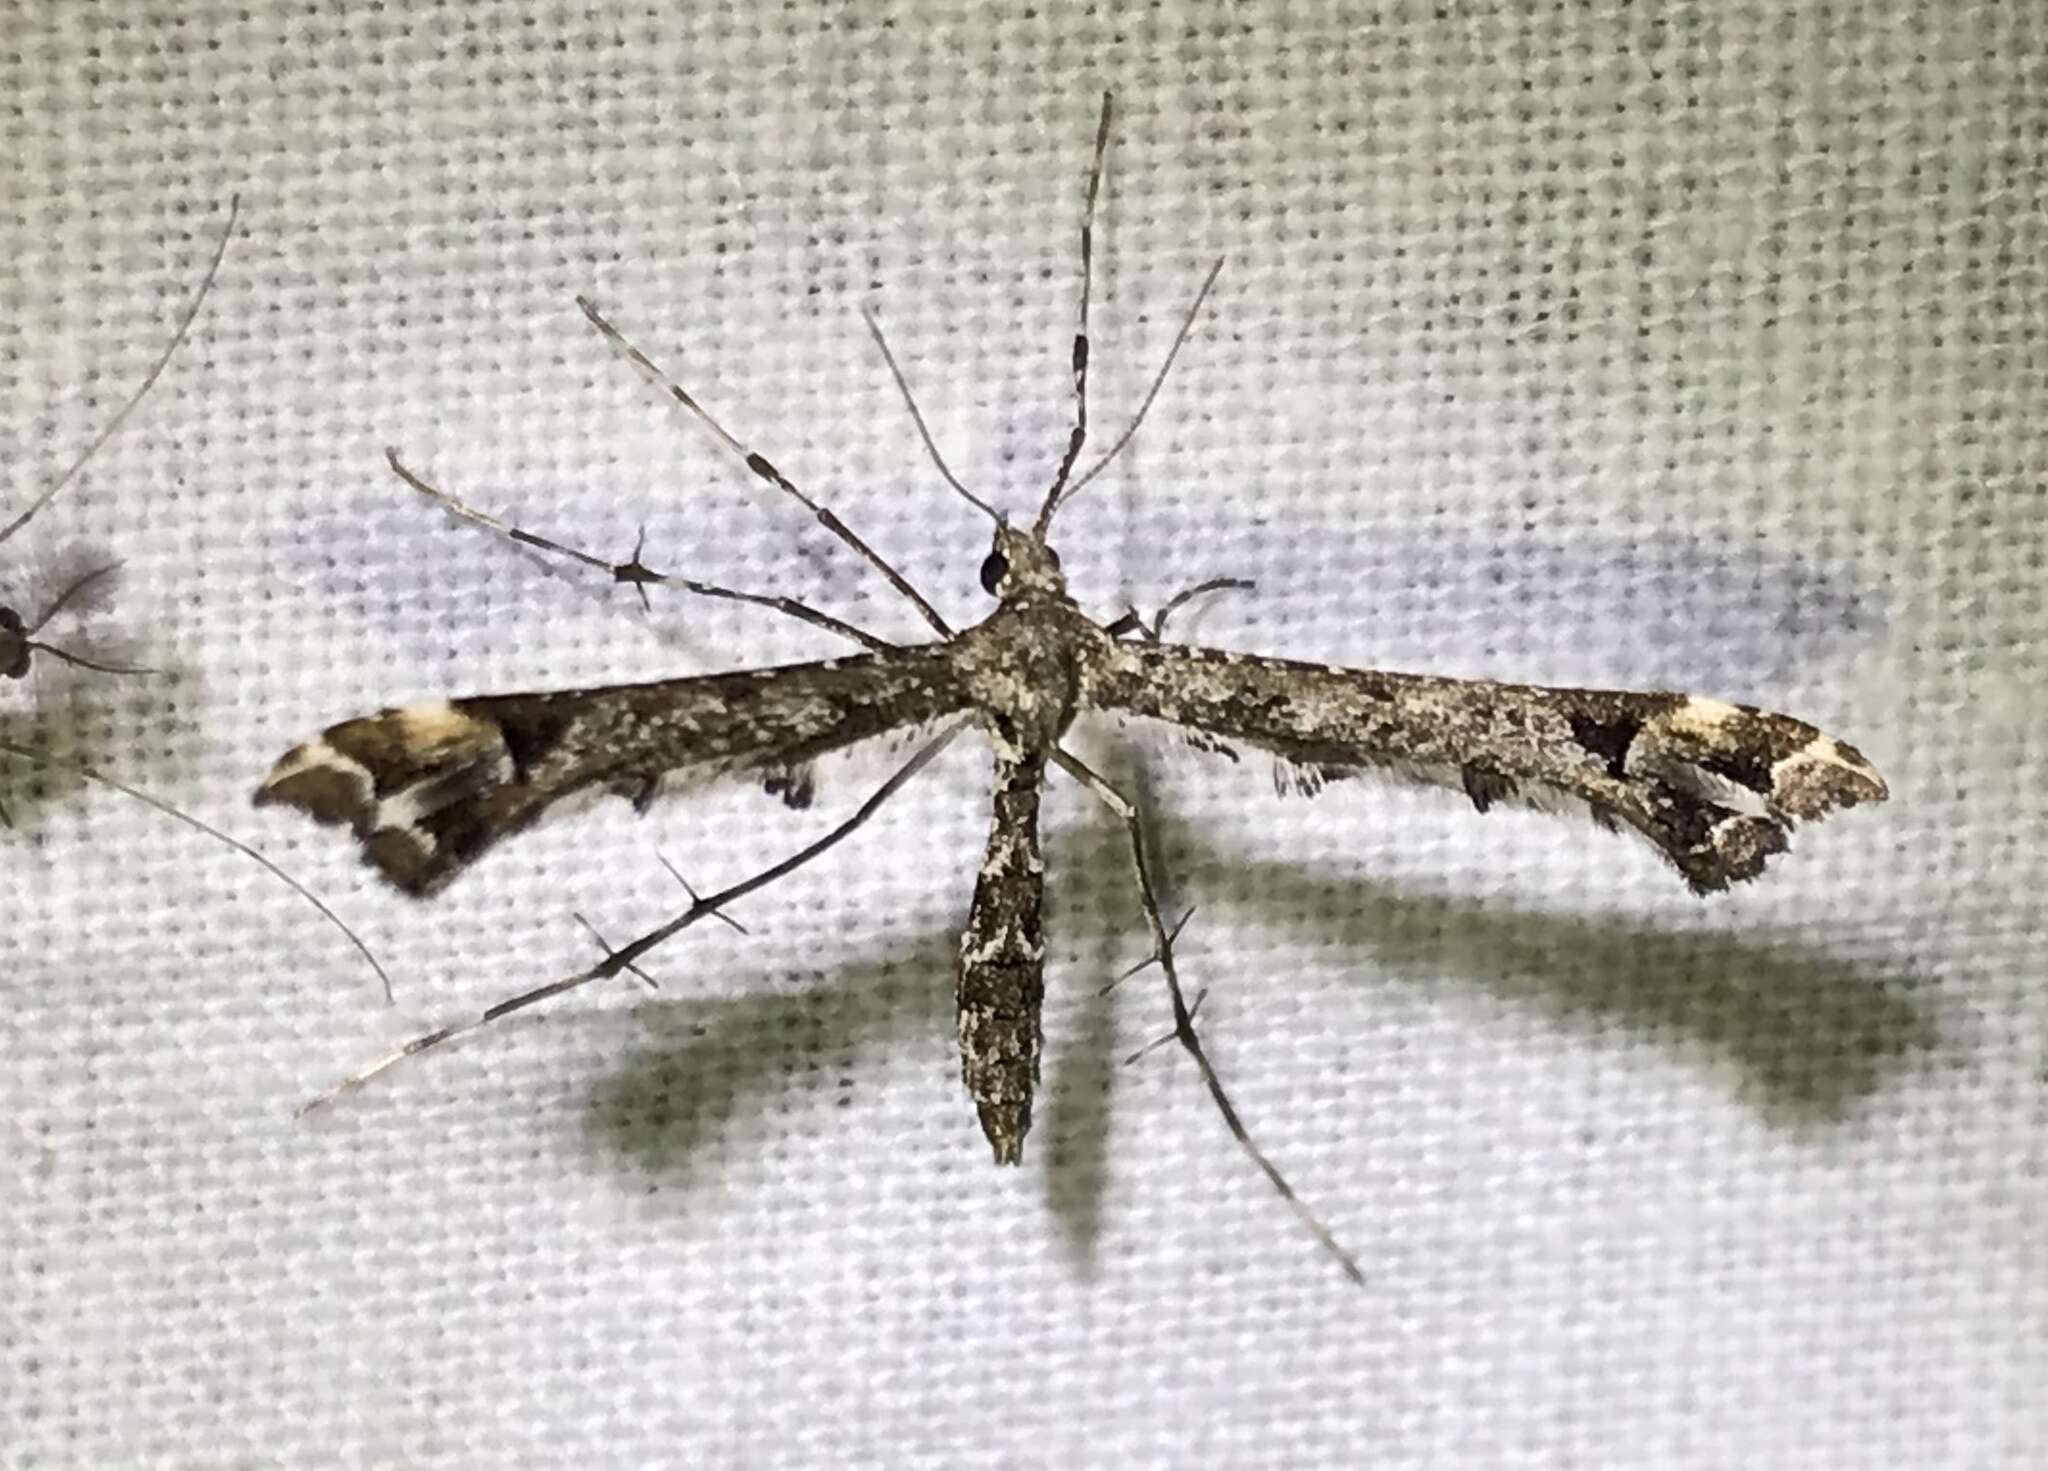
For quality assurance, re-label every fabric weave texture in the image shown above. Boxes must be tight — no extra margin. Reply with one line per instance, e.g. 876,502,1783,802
3,4,2041,1467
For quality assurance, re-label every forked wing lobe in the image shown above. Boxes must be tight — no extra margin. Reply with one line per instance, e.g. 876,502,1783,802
256,646,969,893
1084,642,1887,893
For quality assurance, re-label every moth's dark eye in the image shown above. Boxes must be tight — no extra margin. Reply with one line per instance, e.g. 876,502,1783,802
1045,546,1062,570
979,551,1008,595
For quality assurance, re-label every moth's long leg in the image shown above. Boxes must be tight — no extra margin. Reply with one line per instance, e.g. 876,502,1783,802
1098,903,1196,995
1048,745,1366,1286
1145,577,1255,642
575,295,954,640
1035,90,1116,523
573,911,662,992
653,853,750,936
1103,576,1256,642
575,863,742,993
0,739,394,1004
384,450,891,654
298,720,966,1114
1123,986,1208,1066
2,194,239,546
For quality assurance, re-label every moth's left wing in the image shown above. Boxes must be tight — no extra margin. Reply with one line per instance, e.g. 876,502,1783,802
257,645,970,894
1083,641,1887,893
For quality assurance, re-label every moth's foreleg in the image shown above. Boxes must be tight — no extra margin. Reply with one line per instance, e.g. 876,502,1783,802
1103,576,1257,644
382,450,890,653
575,296,954,640
956,744,1050,1164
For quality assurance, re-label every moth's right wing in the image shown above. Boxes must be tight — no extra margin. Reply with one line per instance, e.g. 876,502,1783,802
256,644,970,894
1083,641,1887,893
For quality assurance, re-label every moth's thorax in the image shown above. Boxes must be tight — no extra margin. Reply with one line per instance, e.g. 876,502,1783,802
954,593,1107,756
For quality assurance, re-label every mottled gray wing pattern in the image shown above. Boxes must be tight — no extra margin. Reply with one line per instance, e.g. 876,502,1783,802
257,645,969,893
1083,641,1888,893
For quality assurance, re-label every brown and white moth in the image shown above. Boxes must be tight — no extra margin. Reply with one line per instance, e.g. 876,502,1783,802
255,97,1885,1282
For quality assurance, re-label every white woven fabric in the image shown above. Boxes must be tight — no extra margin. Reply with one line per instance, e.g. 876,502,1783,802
5,3,2042,1466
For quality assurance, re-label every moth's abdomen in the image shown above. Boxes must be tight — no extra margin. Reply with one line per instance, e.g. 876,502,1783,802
956,746,1048,1164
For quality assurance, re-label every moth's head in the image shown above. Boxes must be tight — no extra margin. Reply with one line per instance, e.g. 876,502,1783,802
978,522,1065,601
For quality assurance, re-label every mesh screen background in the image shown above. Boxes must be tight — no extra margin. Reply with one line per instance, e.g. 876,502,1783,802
4,3,2043,1467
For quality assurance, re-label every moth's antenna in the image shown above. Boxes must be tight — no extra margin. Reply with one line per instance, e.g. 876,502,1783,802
0,739,394,1004
1034,90,1115,535
1053,254,1224,514
858,304,1001,524
1,194,240,548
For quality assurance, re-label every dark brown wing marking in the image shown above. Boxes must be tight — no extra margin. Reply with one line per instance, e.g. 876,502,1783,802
256,645,969,893
1083,642,1887,893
